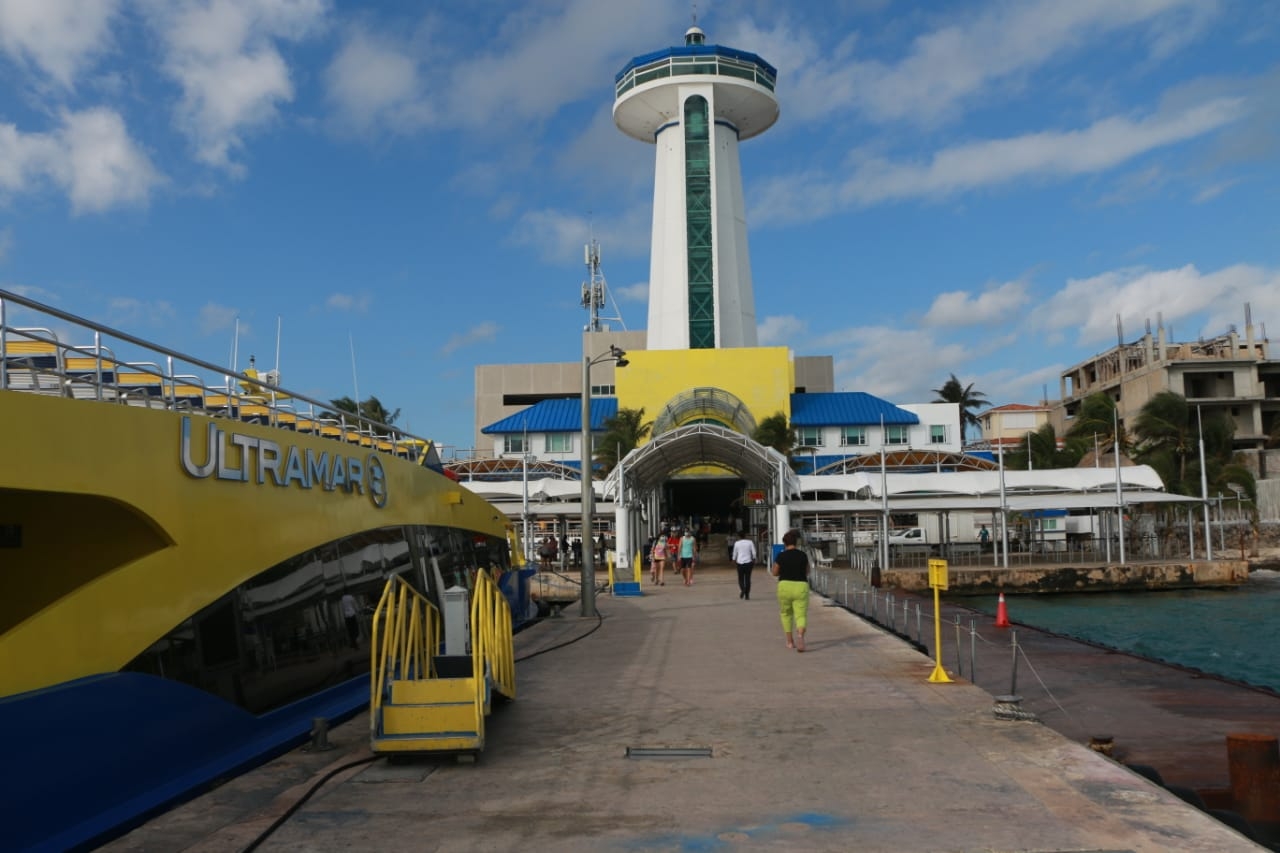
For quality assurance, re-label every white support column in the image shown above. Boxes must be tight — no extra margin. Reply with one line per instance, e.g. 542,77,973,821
773,458,790,548
616,506,631,572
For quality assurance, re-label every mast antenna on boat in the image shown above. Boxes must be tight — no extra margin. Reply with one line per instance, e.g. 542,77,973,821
580,237,627,332
228,316,241,390
266,316,282,386
349,332,362,421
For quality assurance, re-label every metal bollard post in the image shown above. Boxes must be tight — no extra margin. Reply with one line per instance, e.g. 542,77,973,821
969,618,977,684
306,716,335,752
953,614,963,677
1010,630,1019,697
902,600,909,635
887,592,895,630
871,588,878,620
915,603,922,643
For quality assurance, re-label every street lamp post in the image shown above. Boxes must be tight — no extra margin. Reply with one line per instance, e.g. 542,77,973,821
580,345,628,618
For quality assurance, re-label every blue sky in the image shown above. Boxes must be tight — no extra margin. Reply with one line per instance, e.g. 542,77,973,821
2,0,1278,456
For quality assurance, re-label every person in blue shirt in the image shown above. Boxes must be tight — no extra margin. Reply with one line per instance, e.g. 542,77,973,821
679,529,698,586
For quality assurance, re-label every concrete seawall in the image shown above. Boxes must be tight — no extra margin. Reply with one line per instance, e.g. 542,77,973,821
882,559,1250,594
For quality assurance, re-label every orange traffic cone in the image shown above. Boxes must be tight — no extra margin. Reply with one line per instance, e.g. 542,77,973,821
994,592,1011,628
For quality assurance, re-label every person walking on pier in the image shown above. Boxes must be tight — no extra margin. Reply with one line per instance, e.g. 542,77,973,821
731,530,757,600
772,529,810,652
679,529,698,586
650,533,668,585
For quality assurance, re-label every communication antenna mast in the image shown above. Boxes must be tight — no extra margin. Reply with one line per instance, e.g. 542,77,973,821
580,238,627,332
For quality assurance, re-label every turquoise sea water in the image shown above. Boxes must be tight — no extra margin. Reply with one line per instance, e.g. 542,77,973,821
957,570,1280,693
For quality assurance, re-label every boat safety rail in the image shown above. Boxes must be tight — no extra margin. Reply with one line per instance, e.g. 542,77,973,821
472,567,516,703
369,575,441,733
0,287,439,463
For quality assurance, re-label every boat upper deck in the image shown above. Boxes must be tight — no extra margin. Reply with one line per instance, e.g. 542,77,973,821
0,288,437,463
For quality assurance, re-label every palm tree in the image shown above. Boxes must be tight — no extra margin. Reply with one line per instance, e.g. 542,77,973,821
931,374,988,438
752,412,795,458
1064,392,1125,458
1008,423,1075,469
330,395,400,427
594,407,652,475
1132,391,1242,497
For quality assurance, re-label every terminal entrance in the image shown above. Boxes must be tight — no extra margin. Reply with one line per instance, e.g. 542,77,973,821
666,477,744,530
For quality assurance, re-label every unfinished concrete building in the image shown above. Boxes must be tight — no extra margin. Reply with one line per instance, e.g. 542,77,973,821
1051,306,1280,477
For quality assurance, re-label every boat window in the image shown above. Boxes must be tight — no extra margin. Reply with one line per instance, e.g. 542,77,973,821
124,524,420,714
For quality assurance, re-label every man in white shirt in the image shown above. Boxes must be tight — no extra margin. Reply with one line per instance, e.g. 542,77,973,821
341,593,360,649
730,531,758,600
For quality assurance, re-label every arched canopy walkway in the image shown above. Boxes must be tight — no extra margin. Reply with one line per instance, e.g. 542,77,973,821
603,422,798,500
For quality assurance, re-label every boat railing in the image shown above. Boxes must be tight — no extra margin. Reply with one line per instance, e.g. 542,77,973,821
472,567,516,706
370,575,442,737
0,287,440,463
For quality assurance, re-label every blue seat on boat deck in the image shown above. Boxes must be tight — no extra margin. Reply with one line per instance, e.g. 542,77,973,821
3,334,63,393
115,362,166,406
63,355,120,399
2,334,60,368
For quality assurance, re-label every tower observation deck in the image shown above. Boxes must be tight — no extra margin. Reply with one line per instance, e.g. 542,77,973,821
614,27,779,351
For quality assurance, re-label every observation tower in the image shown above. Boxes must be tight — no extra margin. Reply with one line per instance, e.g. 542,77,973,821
614,26,779,351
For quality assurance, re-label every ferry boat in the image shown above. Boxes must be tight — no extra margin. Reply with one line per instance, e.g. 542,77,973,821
0,289,532,851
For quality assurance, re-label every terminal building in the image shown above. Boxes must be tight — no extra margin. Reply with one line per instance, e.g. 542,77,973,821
460,26,1180,567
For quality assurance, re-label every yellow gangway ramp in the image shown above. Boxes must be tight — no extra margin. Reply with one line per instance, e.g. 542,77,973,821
369,570,515,757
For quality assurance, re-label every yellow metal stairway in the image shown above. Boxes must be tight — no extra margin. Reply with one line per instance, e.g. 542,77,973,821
369,568,516,755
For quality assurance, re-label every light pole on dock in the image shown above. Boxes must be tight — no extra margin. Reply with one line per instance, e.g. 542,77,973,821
580,345,628,618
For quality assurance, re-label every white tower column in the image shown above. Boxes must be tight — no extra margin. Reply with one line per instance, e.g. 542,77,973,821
614,27,778,352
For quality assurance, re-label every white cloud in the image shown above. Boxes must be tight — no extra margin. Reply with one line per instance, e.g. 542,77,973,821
616,282,648,302
323,0,680,135
146,0,328,174
1030,263,1280,347
1193,178,1239,203
56,108,163,213
818,320,1023,405
107,297,176,328
753,95,1246,221
440,321,498,356
851,97,1244,204
976,363,1067,408
0,108,161,213
323,27,429,135
325,292,371,313
509,206,650,263
922,279,1032,327
198,302,240,336
747,0,1216,126
0,0,121,88
757,314,806,346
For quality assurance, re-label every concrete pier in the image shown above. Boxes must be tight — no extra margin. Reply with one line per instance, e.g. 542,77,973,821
106,557,1273,851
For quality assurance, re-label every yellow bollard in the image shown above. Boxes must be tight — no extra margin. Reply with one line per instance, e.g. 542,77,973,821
927,559,953,683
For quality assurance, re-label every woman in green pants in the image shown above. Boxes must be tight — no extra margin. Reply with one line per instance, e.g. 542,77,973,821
771,529,811,652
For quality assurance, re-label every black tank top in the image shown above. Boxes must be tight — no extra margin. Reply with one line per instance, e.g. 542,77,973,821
775,548,808,582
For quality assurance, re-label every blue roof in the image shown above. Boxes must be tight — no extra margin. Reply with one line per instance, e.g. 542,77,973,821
482,397,618,434
616,44,777,83
789,392,919,427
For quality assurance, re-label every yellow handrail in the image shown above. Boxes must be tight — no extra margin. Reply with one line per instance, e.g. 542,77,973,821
472,568,516,713
370,575,441,739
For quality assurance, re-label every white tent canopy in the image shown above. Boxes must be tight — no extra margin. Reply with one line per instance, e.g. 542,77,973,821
796,466,1168,500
